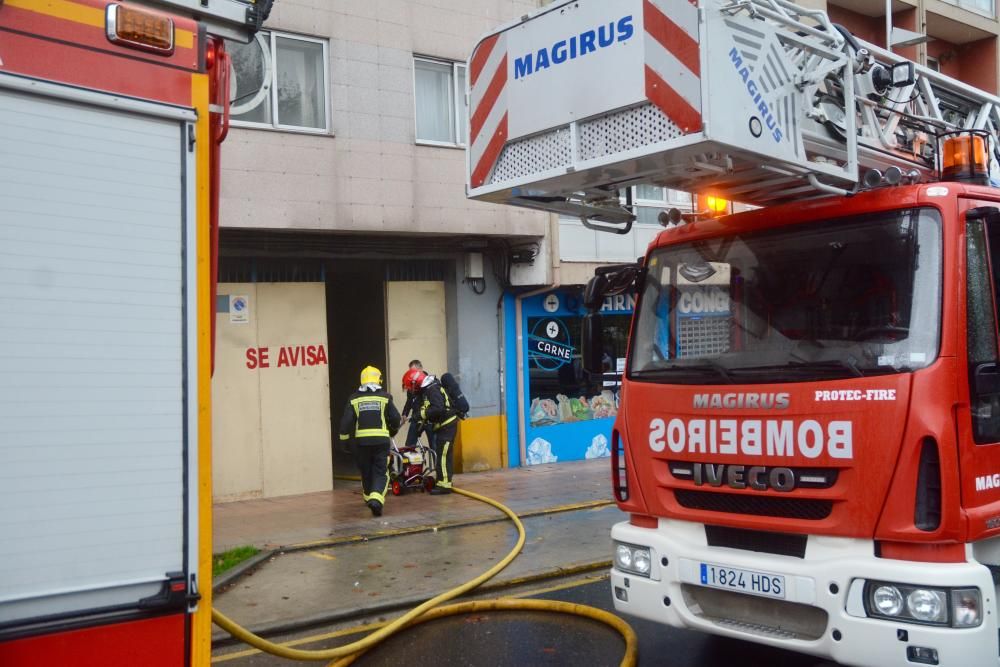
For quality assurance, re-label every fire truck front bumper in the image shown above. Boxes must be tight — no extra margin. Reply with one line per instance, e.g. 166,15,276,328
610,519,998,667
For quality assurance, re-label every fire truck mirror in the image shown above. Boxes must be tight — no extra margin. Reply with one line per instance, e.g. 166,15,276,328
584,274,609,311
966,206,1000,225
581,312,605,378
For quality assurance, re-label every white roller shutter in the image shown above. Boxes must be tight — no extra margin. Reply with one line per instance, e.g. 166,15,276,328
0,82,196,626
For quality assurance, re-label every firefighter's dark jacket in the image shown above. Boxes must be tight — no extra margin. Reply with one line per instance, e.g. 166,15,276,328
419,379,458,430
339,387,401,446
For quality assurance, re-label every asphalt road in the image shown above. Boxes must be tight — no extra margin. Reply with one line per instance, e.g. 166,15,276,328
212,573,835,667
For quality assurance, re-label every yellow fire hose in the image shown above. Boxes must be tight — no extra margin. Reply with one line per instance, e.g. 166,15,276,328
212,486,638,666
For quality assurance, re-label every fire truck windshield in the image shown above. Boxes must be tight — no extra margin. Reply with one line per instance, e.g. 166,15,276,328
629,208,942,385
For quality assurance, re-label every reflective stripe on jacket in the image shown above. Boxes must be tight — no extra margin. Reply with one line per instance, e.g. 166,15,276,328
419,380,457,430
339,388,400,446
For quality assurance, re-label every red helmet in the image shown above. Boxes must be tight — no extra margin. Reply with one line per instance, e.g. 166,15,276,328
402,368,427,393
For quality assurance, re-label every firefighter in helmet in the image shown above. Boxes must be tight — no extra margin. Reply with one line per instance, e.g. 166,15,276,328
403,368,457,494
339,366,401,516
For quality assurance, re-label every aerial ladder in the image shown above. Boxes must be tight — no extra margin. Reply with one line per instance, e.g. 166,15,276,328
466,0,1000,231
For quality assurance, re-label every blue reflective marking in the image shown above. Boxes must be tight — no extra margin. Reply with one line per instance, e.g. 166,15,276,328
700,563,707,585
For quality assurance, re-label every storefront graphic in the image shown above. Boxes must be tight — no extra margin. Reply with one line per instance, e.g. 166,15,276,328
510,288,634,466
528,317,573,370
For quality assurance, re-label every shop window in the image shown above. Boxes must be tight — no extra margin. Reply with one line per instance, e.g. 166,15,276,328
414,57,467,146
527,311,632,428
227,31,329,133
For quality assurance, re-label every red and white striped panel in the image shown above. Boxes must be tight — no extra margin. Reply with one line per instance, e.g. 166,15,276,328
469,32,509,189
643,0,702,134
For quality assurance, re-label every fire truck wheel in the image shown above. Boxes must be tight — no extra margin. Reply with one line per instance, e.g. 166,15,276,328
392,480,403,496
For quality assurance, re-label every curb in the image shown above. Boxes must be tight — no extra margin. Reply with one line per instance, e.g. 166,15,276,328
212,498,616,594
212,551,274,592
211,559,613,647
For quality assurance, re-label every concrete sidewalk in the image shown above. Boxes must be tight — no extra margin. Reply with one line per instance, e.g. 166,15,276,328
213,459,613,552
211,459,623,642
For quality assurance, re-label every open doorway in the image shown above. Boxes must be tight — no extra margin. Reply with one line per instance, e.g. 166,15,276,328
326,267,386,478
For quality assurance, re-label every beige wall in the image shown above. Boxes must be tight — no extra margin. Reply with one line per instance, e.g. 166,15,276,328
220,0,548,240
213,283,332,501
386,282,448,416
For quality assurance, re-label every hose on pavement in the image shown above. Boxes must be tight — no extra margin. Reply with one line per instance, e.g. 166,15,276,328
211,485,637,666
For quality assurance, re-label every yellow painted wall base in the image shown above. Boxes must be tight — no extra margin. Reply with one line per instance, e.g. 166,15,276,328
455,415,505,474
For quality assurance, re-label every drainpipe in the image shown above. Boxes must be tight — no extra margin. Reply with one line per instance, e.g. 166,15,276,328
514,214,561,467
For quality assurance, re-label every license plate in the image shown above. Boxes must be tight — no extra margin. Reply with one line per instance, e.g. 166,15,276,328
699,562,785,599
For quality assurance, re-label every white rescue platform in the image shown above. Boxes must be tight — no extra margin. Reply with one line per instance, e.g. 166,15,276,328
466,0,1000,224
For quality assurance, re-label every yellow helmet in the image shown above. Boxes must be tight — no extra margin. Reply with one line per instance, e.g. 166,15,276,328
360,366,382,386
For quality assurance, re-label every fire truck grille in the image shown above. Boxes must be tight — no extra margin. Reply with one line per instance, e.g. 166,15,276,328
675,490,833,520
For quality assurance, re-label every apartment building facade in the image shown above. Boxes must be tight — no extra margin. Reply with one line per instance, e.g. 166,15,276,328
213,0,1000,501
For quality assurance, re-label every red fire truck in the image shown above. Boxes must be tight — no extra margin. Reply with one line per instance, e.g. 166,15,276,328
0,1,268,664
469,1,1000,665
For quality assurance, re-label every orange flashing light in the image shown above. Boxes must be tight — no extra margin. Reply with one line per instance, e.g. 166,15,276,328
696,195,729,217
705,196,729,214
106,4,174,55
941,134,988,183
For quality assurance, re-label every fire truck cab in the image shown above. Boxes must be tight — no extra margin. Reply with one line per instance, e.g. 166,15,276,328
467,0,1000,664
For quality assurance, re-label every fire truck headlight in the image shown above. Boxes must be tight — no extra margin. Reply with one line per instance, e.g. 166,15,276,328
950,588,982,628
907,589,947,623
866,581,975,626
613,542,651,578
872,585,904,616
615,544,633,570
633,550,651,575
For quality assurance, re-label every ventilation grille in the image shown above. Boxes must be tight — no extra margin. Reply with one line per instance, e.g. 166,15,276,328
914,438,942,532
578,103,683,161
675,490,833,520
704,525,807,558
492,128,572,184
488,103,684,186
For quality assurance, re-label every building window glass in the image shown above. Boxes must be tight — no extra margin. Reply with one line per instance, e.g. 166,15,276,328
227,31,329,133
414,57,467,146
942,0,995,17
633,186,693,225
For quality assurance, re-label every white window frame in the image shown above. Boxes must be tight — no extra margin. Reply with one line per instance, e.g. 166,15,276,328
230,30,331,135
413,56,468,148
941,0,995,18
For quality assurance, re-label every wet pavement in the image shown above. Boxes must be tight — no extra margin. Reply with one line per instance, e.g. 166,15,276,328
213,459,611,553
212,504,621,640
211,459,840,666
